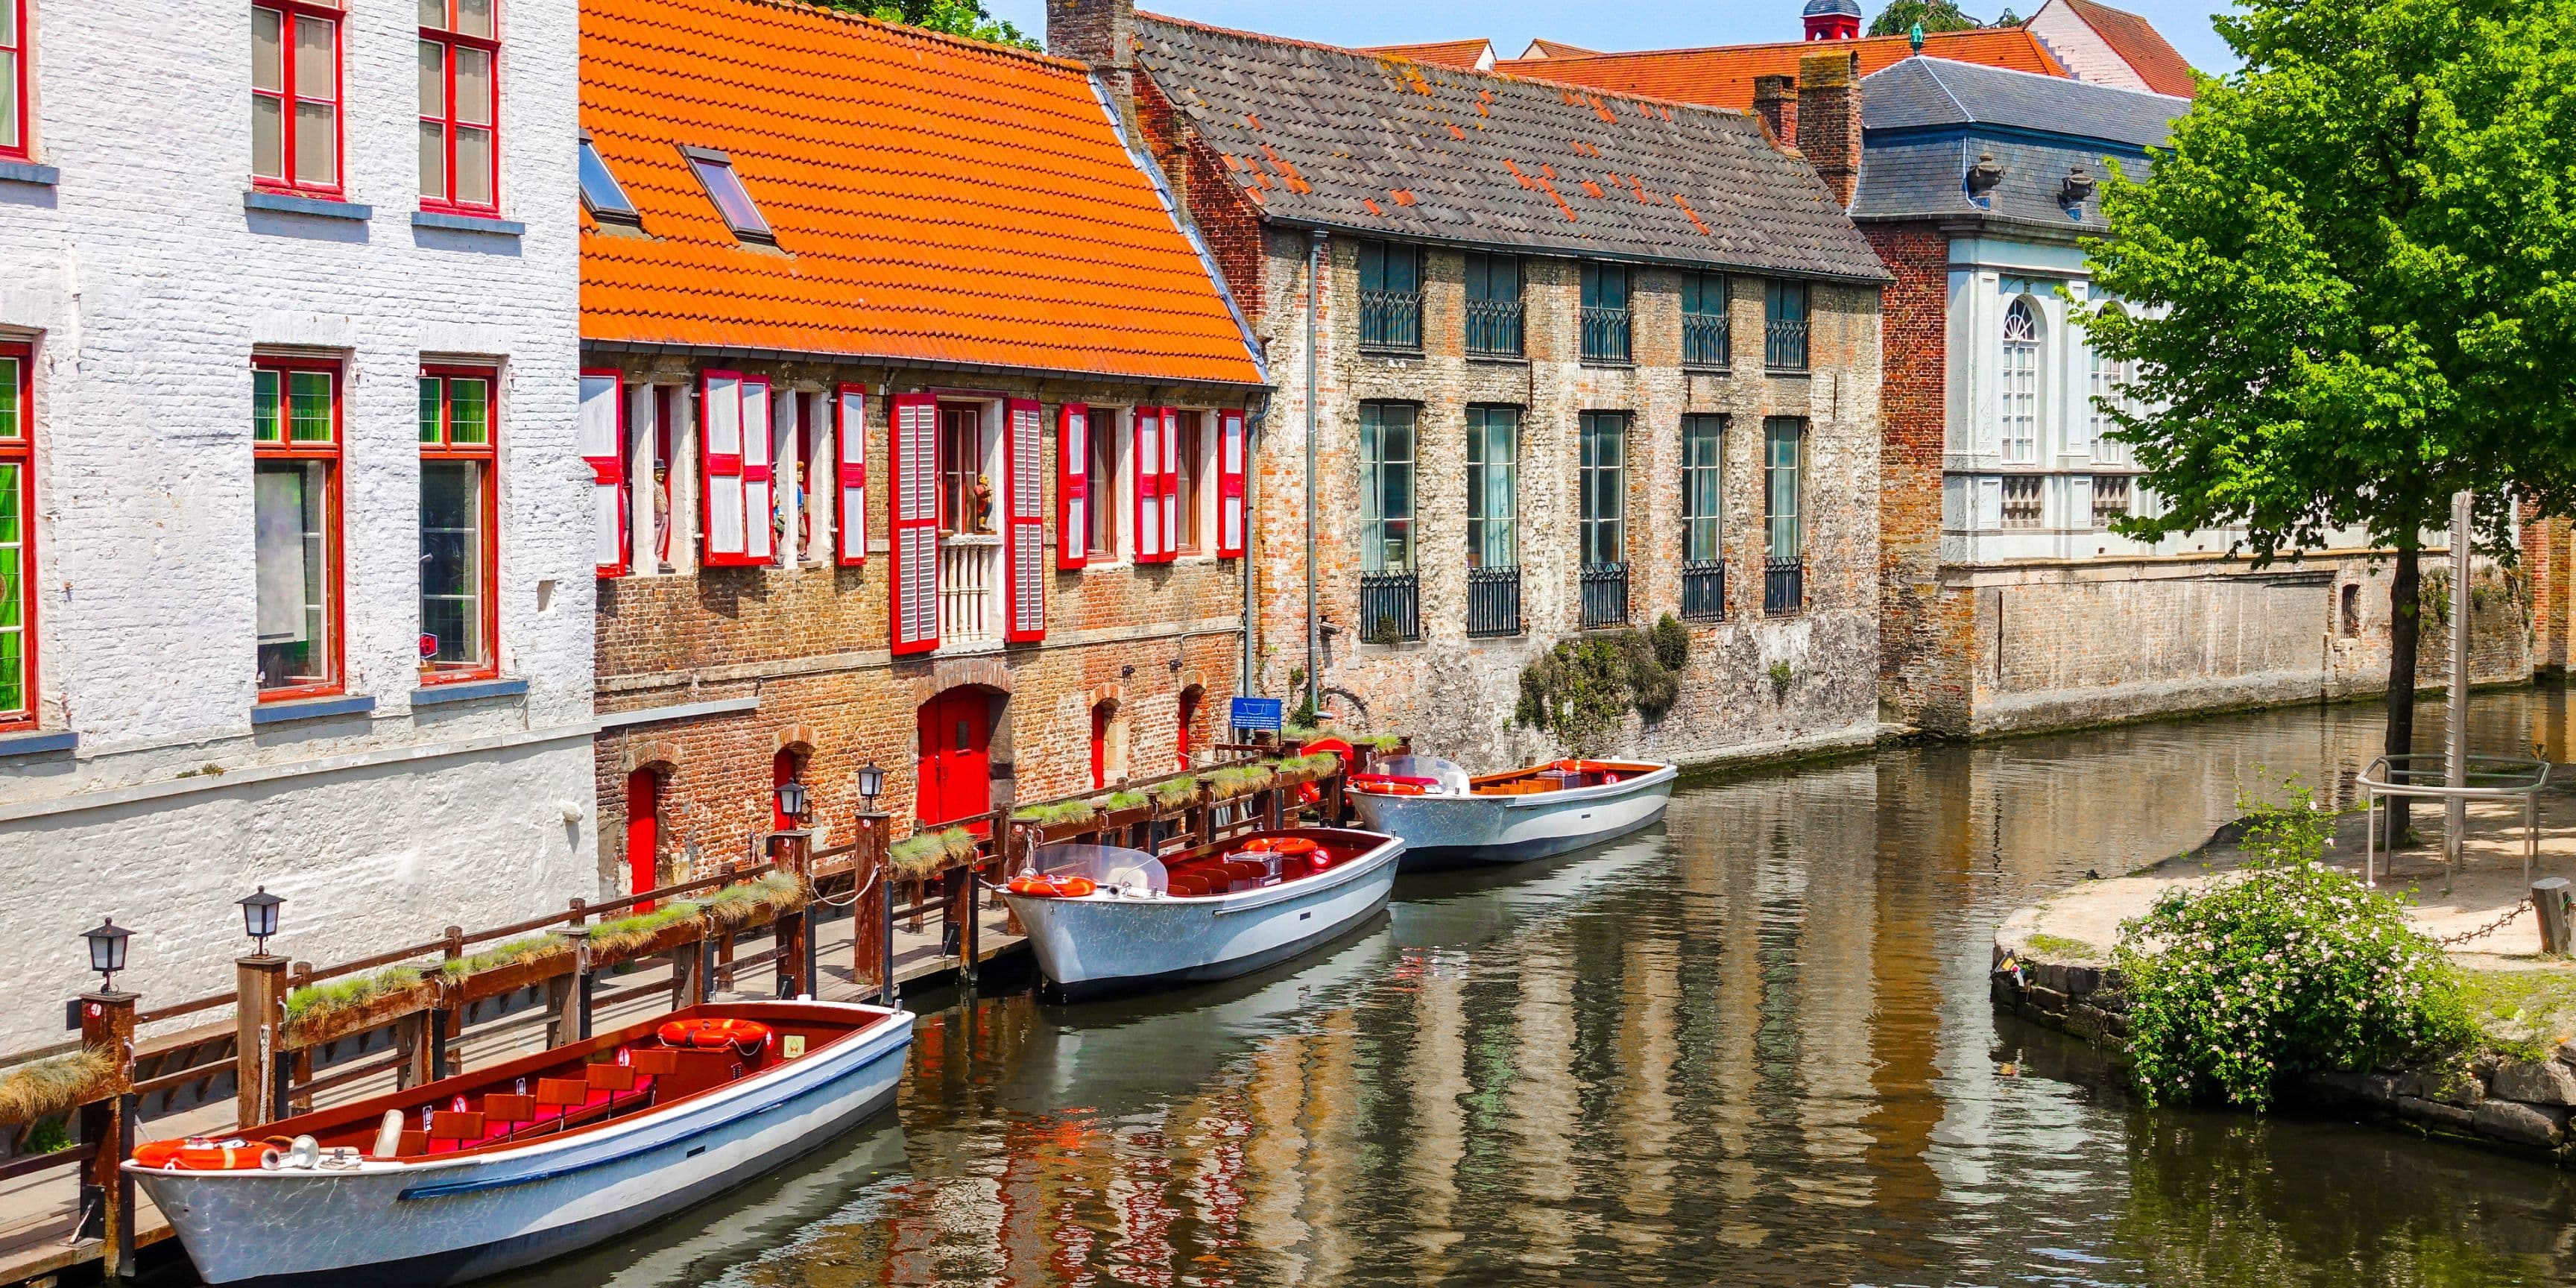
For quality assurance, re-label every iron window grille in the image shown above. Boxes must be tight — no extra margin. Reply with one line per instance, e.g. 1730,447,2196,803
1682,561,1726,621
1360,402,1417,643
1580,262,1632,364
1682,271,1731,370
2001,475,2044,528
1359,241,1424,353
1763,417,1803,616
1360,570,1421,643
1764,279,1810,371
1763,558,1803,616
1464,252,1524,358
1468,565,1522,638
1581,562,1630,629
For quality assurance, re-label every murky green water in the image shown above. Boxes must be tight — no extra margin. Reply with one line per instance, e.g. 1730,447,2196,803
497,688,2576,1287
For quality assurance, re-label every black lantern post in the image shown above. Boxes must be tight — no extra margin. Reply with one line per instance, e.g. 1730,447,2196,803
80,918,133,994
856,762,885,812
237,886,283,956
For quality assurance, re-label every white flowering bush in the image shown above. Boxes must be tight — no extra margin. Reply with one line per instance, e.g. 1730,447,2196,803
2116,780,2475,1109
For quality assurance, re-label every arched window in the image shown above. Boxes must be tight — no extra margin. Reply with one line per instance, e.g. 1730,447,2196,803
2087,303,2133,465
1998,296,2040,464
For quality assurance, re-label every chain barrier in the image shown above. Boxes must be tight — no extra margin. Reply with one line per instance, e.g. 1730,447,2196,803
809,866,880,909
2437,897,2531,947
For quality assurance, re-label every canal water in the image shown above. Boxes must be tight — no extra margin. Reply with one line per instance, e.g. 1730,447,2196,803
501,689,2576,1288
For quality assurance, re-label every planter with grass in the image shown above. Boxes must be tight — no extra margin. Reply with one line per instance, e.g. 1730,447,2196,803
284,965,440,1047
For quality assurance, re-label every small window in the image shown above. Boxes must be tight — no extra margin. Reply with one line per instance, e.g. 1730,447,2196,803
420,367,499,681
578,134,640,225
1579,264,1632,364
1764,280,1810,370
417,0,498,211
1087,406,1121,559
253,357,344,697
1174,410,1204,553
0,343,31,728
681,146,772,242
253,0,346,195
1682,273,1731,370
1357,242,1423,353
1,0,29,160
1360,402,1417,572
937,403,988,535
1463,253,1523,357
2341,583,2362,637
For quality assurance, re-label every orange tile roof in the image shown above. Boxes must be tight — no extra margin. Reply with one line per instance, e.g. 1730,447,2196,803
580,0,1263,386
1493,28,2067,112
1520,38,1601,59
2062,0,2196,97
1357,37,1494,70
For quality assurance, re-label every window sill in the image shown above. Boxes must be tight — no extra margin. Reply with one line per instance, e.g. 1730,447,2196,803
245,190,372,221
0,728,77,757
0,159,58,186
412,676,528,707
1465,353,1528,366
1763,367,1812,379
1360,349,1425,362
414,209,525,236
1579,360,1636,370
1682,364,1734,376
1077,558,1130,573
251,693,376,725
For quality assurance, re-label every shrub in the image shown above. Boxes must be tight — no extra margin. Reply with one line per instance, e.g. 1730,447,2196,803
2116,779,2475,1109
1650,613,1689,672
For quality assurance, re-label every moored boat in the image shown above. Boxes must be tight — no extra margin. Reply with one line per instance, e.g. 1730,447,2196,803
1348,755,1677,868
1003,827,1404,1000
126,998,910,1287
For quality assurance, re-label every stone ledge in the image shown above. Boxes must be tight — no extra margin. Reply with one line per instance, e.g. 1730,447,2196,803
244,190,372,221
250,694,377,725
0,159,59,186
410,676,530,707
0,729,77,757
411,209,525,236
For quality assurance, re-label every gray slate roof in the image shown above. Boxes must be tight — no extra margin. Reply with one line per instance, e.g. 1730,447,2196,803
1132,14,1891,282
1852,57,2184,232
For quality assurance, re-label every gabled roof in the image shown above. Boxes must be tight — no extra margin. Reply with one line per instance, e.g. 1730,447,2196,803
1863,56,2185,148
1131,14,1889,282
1491,28,2066,111
2059,0,2195,97
1359,38,1496,72
580,0,1263,386
1519,38,1600,60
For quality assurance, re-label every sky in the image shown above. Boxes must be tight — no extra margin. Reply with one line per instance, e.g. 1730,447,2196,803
985,0,2244,74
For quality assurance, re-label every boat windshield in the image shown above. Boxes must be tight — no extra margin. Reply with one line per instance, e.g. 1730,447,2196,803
1377,755,1471,795
1037,843,1168,894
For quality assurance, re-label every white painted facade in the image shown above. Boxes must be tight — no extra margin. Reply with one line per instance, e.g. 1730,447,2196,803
0,0,589,1049
2023,0,2158,94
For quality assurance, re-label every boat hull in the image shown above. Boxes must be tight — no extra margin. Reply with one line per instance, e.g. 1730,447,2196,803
1354,764,1677,868
1006,833,1403,999
129,1001,912,1287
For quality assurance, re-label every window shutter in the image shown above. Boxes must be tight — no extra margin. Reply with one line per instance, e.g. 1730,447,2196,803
835,384,868,566
700,370,748,563
1004,399,1046,643
581,371,630,577
1216,408,1246,559
1134,408,1162,562
888,393,941,655
1057,402,1088,570
1157,408,1181,564
740,376,774,563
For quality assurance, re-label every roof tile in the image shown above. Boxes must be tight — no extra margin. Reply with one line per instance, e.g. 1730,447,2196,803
1493,28,2068,112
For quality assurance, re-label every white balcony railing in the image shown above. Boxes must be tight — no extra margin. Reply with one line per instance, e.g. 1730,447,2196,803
939,535,1000,649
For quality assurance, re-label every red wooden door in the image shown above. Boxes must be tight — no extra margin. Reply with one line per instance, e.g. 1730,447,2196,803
625,768,660,913
1090,704,1108,789
917,692,991,827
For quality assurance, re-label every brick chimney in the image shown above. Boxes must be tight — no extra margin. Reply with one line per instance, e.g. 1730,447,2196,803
1796,48,1860,208
1049,0,1135,92
1753,74,1799,148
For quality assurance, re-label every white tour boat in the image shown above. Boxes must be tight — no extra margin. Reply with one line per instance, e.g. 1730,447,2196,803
125,998,911,1286
1002,827,1404,999
1348,754,1677,868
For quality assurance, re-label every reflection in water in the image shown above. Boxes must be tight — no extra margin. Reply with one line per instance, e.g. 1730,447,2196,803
489,688,2576,1287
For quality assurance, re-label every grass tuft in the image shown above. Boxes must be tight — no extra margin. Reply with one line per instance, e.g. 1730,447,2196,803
0,1049,117,1126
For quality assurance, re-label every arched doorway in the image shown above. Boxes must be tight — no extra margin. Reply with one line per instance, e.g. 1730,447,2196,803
771,748,804,832
624,768,662,912
1175,686,1203,770
918,687,995,827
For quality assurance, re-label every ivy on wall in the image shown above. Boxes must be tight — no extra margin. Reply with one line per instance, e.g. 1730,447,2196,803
1514,615,1691,755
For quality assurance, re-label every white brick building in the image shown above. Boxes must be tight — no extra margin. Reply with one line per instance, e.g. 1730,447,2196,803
0,0,587,1048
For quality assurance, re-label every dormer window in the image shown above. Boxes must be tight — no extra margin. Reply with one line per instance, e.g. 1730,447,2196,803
578,132,638,226
681,145,771,242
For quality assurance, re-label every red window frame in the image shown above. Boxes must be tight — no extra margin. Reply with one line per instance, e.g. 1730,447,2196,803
252,0,346,198
0,342,34,731
252,355,345,701
417,0,500,214
419,364,500,684
580,369,629,578
1,0,32,162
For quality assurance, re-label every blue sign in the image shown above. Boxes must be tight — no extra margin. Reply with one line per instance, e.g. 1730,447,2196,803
1229,696,1284,732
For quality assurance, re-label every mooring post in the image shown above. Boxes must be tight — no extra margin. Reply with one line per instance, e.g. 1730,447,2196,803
768,828,814,997
2446,490,2472,873
233,952,286,1131
75,989,136,1275
2535,877,2572,956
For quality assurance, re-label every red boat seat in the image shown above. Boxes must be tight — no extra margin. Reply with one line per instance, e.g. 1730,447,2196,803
626,1047,681,1076
587,1063,639,1093
427,1111,484,1151
395,1129,429,1158
482,1093,536,1126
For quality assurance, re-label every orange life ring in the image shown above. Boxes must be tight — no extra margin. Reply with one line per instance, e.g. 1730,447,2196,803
132,1137,268,1171
657,1017,771,1051
1006,874,1094,897
1238,837,1275,852
1270,836,1321,856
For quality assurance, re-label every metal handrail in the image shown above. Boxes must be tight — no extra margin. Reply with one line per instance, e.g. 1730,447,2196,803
2354,753,2550,889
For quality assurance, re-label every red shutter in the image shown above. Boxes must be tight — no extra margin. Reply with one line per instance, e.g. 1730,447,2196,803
835,384,868,566
740,376,775,564
1057,402,1089,570
1134,408,1162,562
1004,398,1046,643
699,370,748,564
888,393,940,656
1157,408,1181,564
581,370,630,577
1216,408,1246,559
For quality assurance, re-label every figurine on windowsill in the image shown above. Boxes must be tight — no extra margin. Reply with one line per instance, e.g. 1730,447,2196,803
970,473,994,533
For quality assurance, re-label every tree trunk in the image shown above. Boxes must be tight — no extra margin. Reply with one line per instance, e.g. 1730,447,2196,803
2383,543,2422,847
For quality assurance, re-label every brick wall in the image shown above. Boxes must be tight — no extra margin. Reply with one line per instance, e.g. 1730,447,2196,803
1863,220,1970,732
2522,504,2569,675
1132,71,1266,321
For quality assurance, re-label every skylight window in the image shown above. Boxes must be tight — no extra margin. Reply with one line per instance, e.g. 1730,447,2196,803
681,145,772,242
578,132,638,225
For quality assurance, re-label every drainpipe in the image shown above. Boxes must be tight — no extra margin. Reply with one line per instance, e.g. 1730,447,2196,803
1306,228,1326,717
1242,395,1269,695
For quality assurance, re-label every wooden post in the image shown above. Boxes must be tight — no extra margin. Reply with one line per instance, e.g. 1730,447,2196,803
75,990,136,1275
2536,877,2573,956
233,954,286,1131
853,812,888,998
557,926,593,1046
769,829,814,998
716,862,741,991
672,924,706,1009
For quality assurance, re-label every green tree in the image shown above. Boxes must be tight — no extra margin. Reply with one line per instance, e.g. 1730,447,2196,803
814,0,1035,48
2080,0,2576,843
1866,0,1982,37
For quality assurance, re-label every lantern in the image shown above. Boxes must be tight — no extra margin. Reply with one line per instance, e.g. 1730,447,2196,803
856,762,886,809
81,918,133,993
774,777,809,825
238,886,284,955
